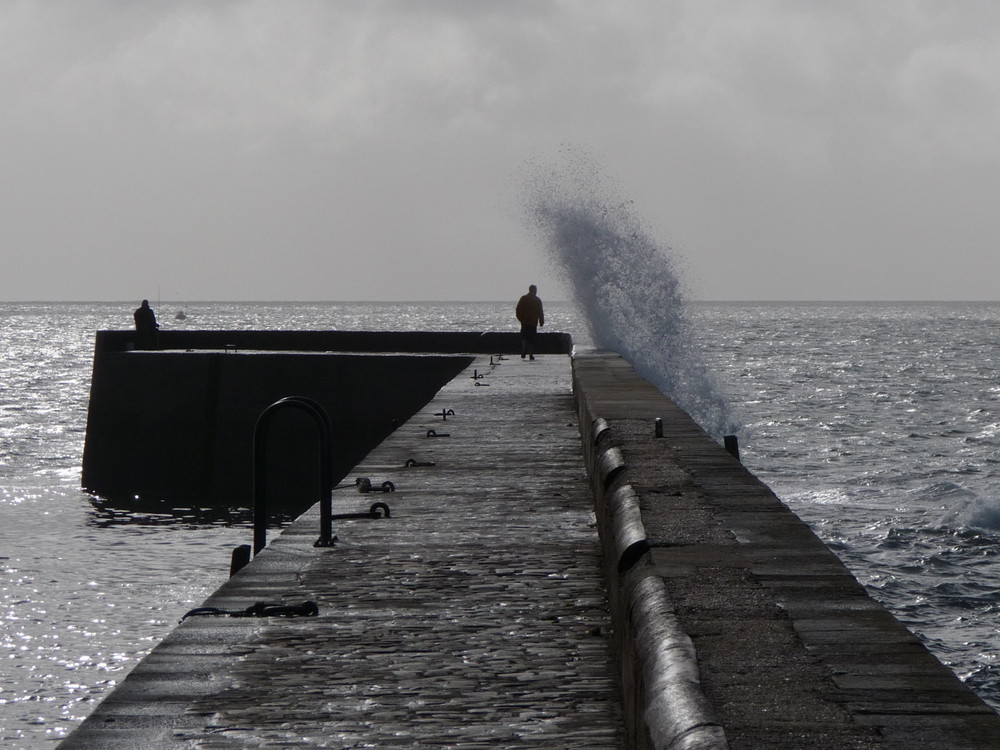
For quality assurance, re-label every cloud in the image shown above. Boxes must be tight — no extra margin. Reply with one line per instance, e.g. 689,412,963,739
10,2,558,150
3,1,1000,300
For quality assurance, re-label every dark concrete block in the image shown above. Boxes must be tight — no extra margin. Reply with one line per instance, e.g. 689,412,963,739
83,345,474,512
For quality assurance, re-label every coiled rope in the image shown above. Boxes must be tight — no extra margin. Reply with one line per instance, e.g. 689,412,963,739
181,600,319,622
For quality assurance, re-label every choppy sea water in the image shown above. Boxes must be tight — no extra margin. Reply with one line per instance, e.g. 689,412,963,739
1,300,999,745
694,301,1000,707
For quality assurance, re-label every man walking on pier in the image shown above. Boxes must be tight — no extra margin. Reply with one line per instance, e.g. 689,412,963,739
515,284,544,360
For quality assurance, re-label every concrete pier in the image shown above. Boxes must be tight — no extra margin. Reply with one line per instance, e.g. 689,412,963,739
574,352,1000,749
63,351,622,749
62,345,1000,749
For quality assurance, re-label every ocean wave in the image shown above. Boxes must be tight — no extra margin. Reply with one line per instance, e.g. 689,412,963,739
522,149,739,439
932,491,1000,531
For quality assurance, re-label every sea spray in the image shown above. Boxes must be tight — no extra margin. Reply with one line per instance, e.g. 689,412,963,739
938,491,1000,532
524,155,739,439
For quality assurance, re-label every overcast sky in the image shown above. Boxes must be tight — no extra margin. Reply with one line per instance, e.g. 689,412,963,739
3,1,1000,302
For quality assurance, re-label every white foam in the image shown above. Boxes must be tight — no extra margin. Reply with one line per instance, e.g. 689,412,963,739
523,153,739,439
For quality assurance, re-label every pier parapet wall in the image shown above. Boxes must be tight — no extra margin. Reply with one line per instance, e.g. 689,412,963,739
573,350,1000,749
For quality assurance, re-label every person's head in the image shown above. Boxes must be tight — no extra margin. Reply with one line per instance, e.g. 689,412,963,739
141,299,149,307
528,284,537,294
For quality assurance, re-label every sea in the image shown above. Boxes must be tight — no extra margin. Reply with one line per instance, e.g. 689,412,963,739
2,299,1000,746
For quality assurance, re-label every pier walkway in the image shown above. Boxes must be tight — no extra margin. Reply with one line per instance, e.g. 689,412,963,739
62,354,624,748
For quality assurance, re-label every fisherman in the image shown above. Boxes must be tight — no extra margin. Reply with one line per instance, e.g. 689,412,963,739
515,284,544,360
133,299,159,349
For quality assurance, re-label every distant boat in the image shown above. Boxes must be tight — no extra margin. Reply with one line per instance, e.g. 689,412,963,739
175,310,187,321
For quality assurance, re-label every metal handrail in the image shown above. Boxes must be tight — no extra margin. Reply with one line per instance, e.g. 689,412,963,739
252,396,336,554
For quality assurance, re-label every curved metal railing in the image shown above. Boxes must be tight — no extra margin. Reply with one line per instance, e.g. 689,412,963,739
252,396,336,554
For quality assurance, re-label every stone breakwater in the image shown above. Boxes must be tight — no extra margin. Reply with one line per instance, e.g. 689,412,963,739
61,337,1000,749
61,349,622,749
574,350,1000,749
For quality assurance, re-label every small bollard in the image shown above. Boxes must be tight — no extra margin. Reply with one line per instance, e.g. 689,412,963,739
404,458,436,467
654,418,663,438
724,434,740,462
230,544,251,576
356,477,395,494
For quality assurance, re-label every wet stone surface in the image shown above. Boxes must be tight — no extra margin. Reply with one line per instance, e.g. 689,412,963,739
62,355,624,749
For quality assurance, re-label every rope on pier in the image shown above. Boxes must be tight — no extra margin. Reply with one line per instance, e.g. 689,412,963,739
181,600,319,622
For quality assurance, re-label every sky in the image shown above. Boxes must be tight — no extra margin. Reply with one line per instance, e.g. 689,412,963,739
3,0,1000,302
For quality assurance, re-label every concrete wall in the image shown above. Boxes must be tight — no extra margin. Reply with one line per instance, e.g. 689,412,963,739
572,351,1000,749
574,352,729,749
83,349,471,514
97,329,574,355
82,330,572,514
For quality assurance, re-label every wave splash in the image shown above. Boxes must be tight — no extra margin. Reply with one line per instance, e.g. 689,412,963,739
937,490,1000,532
523,153,739,439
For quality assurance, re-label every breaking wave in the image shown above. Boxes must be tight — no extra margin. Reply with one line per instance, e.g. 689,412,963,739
523,152,739,439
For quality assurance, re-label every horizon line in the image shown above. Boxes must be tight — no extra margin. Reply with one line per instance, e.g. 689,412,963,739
4,298,1000,305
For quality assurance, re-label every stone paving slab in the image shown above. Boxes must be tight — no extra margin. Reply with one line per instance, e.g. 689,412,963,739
60,354,623,749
